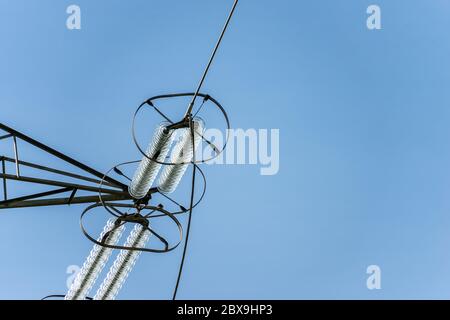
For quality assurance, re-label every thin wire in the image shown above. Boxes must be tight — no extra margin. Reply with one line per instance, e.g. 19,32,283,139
143,209,157,218
193,99,206,119
184,0,239,118
149,102,174,124
173,0,239,299
159,191,184,208
172,119,197,300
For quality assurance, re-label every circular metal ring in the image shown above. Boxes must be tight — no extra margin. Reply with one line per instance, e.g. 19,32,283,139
132,92,230,165
97,160,207,215
41,294,93,300
80,203,183,253
98,160,140,218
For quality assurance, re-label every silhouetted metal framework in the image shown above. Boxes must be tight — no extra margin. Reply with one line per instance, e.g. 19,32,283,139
0,122,133,209
1,0,238,300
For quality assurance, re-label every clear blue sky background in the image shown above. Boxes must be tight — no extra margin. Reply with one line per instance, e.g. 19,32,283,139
1,0,450,299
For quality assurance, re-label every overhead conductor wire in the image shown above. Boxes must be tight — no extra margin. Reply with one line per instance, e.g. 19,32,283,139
172,0,239,300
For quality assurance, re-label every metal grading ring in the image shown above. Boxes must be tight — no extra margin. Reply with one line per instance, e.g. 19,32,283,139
41,294,93,300
132,92,231,165
97,160,207,217
80,203,183,253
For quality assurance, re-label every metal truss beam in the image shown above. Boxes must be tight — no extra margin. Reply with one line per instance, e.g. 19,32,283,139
0,194,132,209
0,123,127,190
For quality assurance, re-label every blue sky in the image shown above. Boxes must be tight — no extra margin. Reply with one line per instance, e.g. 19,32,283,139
1,0,450,299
